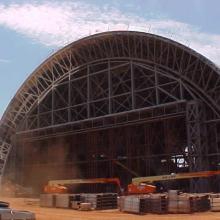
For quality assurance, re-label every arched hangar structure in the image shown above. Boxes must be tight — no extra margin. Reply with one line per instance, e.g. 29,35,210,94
1,31,220,193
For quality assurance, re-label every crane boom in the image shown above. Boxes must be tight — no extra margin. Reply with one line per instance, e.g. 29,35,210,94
44,178,122,194
48,178,121,187
132,170,220,185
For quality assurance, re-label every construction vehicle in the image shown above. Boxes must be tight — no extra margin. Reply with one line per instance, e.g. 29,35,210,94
44,178,122,194
44,170,220,195
130,170,220,194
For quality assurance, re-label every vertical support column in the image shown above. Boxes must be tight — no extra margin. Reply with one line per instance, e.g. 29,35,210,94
126,127,132,179
51,86,54,125
108,60,112,114
87,65,90,118
37,98,40,128
207,122,220,192
154,67,159,105
207,122,219,164
68,72,71,122
186,100,209,192
130,61,135,109
145,125,150,176
109,129,114,178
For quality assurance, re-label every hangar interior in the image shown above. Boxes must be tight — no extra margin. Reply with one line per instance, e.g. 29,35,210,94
1,31,220,194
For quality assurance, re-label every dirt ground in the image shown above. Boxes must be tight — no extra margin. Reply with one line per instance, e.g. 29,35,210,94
1,197,220,220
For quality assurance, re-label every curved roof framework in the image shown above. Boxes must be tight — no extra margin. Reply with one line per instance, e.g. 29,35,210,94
1,31,220,177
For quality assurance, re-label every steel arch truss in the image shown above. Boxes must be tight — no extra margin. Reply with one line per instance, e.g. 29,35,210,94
18,60,194,131
1,31,220,185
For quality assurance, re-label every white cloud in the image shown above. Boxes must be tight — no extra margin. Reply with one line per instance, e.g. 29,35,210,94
0,58,10,63
0,1,220,65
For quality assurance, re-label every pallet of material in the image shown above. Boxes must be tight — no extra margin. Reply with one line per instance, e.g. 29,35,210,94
191,194,210,212
81,193,118,210
40,194,56,208
56,194,82,208
40,193,82,208
71,201,81,210
210,194,220,212
55,194,71,208
79,203,92,211
148,194,168,214
167,191,210,214
139,196,151,213
120,194,167,215
168,195,192,214
168,190,193,214
119,196,142,214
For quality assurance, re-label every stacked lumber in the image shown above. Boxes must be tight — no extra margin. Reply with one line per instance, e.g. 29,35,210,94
82,193,117,210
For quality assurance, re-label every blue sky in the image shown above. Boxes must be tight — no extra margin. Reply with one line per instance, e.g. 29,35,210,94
1,0,220,118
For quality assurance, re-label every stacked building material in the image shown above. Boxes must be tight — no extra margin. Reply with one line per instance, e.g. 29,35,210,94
168,191,210,213
149,193,168,214
177,196,192,213
56,194,83,208
82,193,117,210
71,201,81,210
55,194,71,208
168,190,192,214
40,194,56,208
119,196,142,214
70,194,82,202
168,190,179,213
210,194,220,212
139,196,151,213
168,193,192,213
79,203,92,211
191,194,210,212
120,194,167,214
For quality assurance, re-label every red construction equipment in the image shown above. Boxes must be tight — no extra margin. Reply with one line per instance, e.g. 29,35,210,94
44,170,220,195
44,178,121,194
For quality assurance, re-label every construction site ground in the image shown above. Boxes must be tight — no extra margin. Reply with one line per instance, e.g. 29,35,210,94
1,197,220,220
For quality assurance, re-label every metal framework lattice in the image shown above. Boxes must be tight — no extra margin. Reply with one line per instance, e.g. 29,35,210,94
17,60,195,131
186,100,209,192
1,31,220,192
